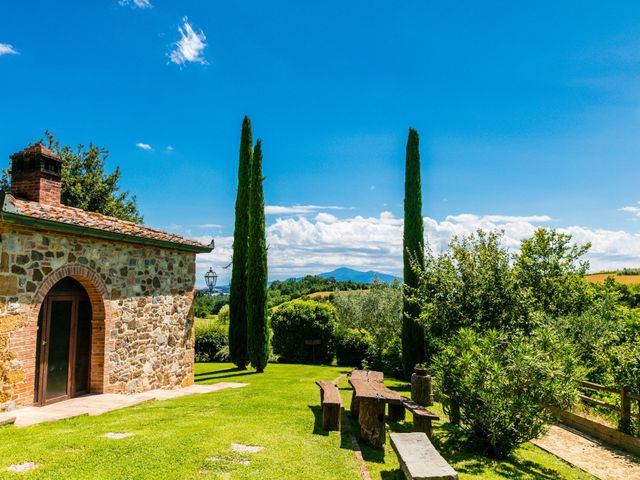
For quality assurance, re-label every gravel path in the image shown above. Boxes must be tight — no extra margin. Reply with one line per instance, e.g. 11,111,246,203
532,424,640,480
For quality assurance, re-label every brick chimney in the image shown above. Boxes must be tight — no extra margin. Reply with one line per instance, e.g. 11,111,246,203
10,143,62,205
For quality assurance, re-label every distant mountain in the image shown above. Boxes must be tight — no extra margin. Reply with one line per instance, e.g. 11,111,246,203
318,267,400,284
213,268,400,293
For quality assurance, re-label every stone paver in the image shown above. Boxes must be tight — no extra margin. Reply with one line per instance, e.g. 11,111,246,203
208,457,251,465
390,432,458,480
532,424,640,480
231,444,265,454
0,382,248,428
102,432,135,439
6,462,36,473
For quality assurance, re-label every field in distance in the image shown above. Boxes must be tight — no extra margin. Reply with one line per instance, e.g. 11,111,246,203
585,273,640,284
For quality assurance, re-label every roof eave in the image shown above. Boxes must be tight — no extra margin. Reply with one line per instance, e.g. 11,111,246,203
0,207,213,254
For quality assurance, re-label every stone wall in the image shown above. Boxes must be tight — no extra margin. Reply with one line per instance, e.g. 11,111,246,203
0,223,197,411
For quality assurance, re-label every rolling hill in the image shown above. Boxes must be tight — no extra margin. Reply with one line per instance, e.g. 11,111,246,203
318,267,400,284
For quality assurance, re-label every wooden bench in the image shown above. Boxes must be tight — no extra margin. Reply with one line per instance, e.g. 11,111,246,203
350,370,405,421
401,396,439,439
315,380,343,431
390,432,458,480
349,369,408,447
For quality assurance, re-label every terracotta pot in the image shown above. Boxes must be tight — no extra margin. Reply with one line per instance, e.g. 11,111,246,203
414,367,428,376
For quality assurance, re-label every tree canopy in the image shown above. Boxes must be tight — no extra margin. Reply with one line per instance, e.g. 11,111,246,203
402,127,426,376
229,116,253,369
246,139,269,372
2,132,142,223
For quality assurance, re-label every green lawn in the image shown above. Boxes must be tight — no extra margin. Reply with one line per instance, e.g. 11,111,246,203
0,363,593,479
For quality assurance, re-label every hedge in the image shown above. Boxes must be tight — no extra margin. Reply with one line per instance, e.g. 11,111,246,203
194,319,229,362
270,299,337,364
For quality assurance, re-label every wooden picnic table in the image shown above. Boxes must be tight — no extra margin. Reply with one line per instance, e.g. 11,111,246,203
349,369,406,447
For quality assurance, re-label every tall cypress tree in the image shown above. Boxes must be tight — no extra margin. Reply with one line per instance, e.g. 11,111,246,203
229,116,252,369
401,127,426,378
247,140,269,373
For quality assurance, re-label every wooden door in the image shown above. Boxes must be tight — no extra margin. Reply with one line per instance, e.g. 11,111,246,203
35,288,92,406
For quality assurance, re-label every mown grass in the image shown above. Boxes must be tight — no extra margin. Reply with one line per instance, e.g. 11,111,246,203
0,363,593,479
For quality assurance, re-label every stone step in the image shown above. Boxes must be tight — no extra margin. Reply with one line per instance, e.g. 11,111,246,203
0,416,16,427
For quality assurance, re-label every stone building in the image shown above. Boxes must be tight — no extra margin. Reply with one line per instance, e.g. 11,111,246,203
0,144,213,411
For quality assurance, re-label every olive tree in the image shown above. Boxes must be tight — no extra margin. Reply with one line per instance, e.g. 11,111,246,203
333,281,402,351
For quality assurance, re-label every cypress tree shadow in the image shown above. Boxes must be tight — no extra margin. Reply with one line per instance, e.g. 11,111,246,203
195,370,257,382
195,367,245,377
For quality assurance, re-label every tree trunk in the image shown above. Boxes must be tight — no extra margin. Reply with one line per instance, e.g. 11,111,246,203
359,398,386,448
411,373,433,407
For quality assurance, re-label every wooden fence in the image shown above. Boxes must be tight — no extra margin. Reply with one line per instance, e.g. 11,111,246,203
547,380,640,456
577,380,640,434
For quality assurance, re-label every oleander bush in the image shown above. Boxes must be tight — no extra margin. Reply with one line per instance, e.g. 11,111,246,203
433,327,582,457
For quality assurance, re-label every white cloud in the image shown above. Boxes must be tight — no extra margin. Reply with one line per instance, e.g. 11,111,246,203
315,213,338,223
118,0,152,8
445,214,552,224
136,142,152,151
169,18,207,66
166,145,174,152
620,202,640,216
193,211,640,287
265,204,352,215
198,223,223,229
0,44,18,56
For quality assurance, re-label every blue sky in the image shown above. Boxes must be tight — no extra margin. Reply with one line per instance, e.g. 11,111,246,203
3,1,640,285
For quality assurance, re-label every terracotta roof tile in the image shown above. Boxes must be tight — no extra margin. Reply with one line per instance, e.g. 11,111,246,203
1,193,212,252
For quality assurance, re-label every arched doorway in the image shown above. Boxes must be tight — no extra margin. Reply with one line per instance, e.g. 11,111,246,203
34,277,92,406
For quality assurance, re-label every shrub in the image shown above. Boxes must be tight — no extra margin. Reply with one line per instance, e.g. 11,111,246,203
270,299,337,364
335,328,378,367
548,285,639,387
433,328,582,457
380,336,404,378
193,294,230,318
194,319,229,362
218,304,230,324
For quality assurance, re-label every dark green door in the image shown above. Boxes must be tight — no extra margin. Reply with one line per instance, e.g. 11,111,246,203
35,278,92,406
44,299,73,402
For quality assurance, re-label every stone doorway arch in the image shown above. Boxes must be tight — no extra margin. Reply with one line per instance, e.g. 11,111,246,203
29,265,112,402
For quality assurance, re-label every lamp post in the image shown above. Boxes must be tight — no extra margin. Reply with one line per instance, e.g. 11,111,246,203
204,267,218,294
